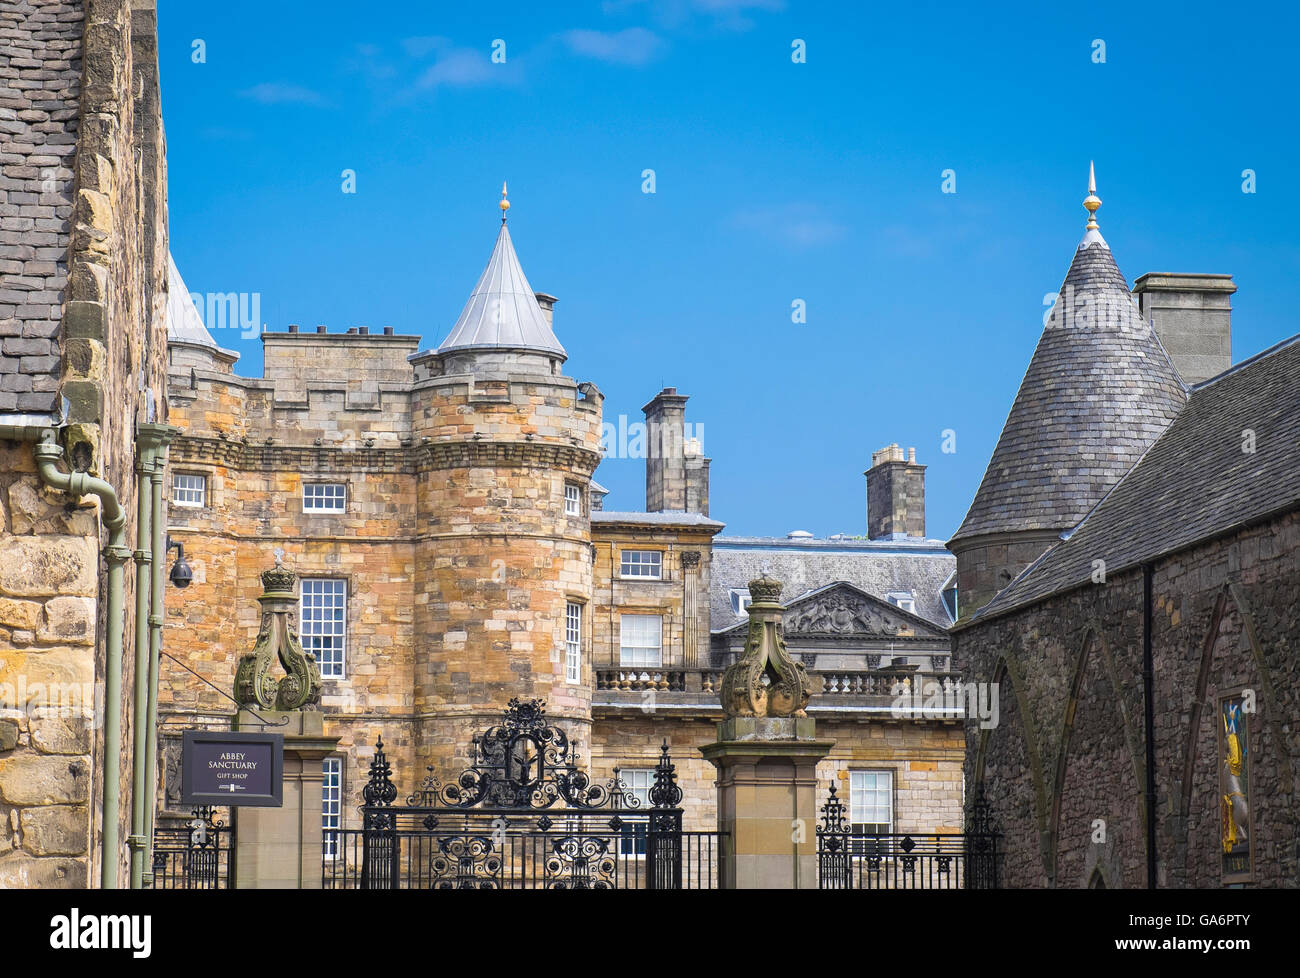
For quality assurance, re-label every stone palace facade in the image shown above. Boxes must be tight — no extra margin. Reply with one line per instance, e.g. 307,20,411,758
158,196,964,840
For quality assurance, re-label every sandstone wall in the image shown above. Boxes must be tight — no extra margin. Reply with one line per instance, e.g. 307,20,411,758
591,529,715,671
0,0,168,888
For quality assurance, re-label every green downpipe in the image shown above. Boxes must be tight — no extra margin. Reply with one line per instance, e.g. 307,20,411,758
141,431,175,885
127,425,170,888
32,432,130,889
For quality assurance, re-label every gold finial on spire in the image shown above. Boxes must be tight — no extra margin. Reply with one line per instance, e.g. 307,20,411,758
499,180,510,222
1083,160,1102,229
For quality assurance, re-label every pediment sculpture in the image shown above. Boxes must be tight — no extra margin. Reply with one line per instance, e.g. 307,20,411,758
784,587,909,637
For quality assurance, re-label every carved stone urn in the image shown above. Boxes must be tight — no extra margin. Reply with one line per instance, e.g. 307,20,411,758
718,575,813,718
233,559,323,712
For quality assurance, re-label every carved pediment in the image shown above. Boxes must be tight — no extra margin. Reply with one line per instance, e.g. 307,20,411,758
781,583,944,640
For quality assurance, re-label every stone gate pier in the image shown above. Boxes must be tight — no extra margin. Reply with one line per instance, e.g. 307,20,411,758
700,576,834,888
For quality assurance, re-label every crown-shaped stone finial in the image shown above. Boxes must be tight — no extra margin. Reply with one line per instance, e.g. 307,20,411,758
747,575,784,605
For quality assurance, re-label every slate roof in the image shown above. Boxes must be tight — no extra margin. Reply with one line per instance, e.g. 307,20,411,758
961,333,1300,626
437,222,566,358
710,536,955,630
591,510,725,529
950,228,1188,544
0,1,83,415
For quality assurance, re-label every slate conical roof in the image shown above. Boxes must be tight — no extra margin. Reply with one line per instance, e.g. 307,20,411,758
950,198,1188,545
436,212,566,359
166,252,220,348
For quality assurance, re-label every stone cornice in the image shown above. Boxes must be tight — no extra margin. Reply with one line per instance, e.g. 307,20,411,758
172,434,601,476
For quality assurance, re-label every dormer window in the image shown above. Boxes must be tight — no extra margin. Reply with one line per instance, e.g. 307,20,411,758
886,591,916,615
729,588,752,616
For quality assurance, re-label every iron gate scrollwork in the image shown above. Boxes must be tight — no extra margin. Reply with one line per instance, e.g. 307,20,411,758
816,783,999,889
359,699,687,889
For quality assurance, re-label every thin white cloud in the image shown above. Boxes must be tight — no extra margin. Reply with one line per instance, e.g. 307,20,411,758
561,27,665,65
602,0,783,31
731,203,847,249
417,48,516,89
238,82,328,106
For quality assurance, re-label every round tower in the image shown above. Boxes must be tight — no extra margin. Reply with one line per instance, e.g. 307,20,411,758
948,165,1187,621
409,185,604,772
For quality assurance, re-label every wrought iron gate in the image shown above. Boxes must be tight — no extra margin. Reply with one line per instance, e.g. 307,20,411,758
150,806,233,889
816,784,999,889
356,699,690,889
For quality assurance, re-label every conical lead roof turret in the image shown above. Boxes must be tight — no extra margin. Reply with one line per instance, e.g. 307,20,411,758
950,167,1188,545
436,183,566,359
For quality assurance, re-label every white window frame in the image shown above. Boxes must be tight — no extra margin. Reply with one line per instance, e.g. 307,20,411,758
618,767,655,856
303,482,346,513
849,769,894,836
565,602,582,684
564,483,581,517
729,587,752,616
301,578,346,679
322,757,342,859
619,550,663,580
171,472,206,508
619,614,662,668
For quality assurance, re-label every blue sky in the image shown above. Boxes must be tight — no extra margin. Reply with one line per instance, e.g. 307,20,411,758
159,1,1300,540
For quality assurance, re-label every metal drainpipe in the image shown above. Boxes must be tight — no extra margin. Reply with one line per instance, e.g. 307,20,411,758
1142,562,1158,889
127,425,170,888
30,430,130,889
141,430,176,885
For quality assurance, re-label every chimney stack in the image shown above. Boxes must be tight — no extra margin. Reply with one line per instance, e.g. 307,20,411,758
534,292,557,329
865,443,926,540
1132,273,1235,385
643,387,710,515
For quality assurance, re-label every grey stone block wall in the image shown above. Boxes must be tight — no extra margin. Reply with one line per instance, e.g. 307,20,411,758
953,508,1300,888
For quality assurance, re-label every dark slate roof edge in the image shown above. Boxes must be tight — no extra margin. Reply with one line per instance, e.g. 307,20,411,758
953,494,1300,632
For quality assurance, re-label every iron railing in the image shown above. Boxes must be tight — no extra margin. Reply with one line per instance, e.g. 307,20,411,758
149,809,233,889
816,785,999,889
325,825,725,889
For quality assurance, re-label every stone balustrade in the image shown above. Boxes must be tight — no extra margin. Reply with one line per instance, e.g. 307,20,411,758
592,668,965,720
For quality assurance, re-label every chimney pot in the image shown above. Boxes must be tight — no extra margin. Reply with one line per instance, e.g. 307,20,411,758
359,326,369,335
316,325,327,334
383,326,394,335
288,323,299,333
